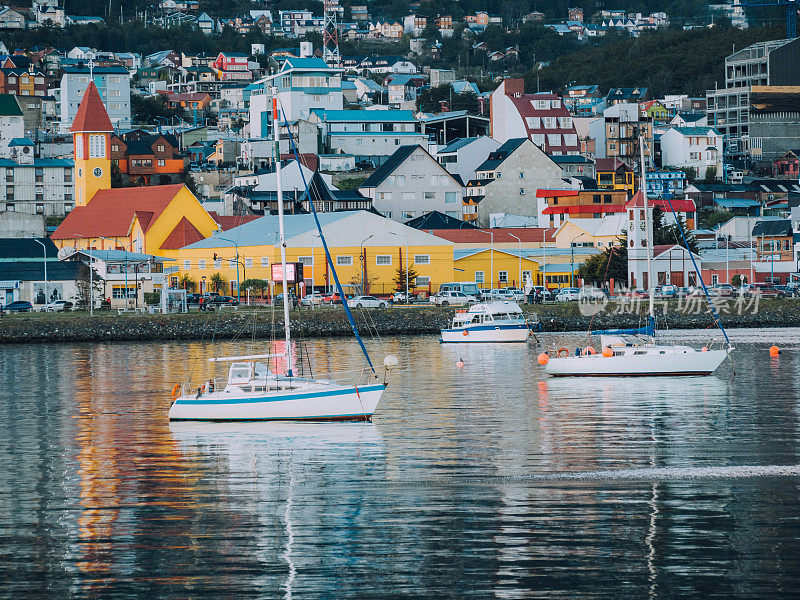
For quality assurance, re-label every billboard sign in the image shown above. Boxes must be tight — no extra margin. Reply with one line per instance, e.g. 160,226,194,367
271,262,304,283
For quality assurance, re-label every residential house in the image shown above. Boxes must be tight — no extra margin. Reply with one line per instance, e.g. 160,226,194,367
385,73,426,107
670,112,708,127
110,132,186,186
435,136,502,189
589,102,654,168
0,141,74,216
552,214,627,251
0,94,23,154
660,126,723,179
645,170,687,200
550,154,595,178
310,109,426,166
773,149,800,179
463,137,569,226
0,67,47,97
145,50,181,69
537,188,628,228
490,79,580,155
211,52,252,82
359,144,464,221
369,21,403,38
562,84,604,117
0,7,26,29
640,100,669,124
403,14,426,36
752,217,793,283
606,87,648,106
595,158,636,197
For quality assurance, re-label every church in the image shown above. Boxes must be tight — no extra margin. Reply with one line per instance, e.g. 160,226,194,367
52,82,218,259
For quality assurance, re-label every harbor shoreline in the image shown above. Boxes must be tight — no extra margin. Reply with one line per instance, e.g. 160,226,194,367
0,300,796,344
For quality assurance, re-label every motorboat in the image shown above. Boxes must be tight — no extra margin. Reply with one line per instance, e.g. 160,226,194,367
168,95,396,421
440,301,536,343
544,334,730,377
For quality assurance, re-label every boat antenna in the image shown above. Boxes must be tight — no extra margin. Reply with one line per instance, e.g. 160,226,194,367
272,91,294,377
277,100,376,374
639,137,656,333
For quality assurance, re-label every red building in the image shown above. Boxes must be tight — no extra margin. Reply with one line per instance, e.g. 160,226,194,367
772,149,800,179
211,52,252,82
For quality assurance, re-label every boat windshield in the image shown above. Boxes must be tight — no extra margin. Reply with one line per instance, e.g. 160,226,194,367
228,362,252,384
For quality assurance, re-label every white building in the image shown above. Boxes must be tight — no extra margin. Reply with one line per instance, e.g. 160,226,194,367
59,66,131,133
434,136,501,187
249,57,343,138
1,142,74,216
660,126,723,179
0,95,24,157
359,145,464,221
310,109,426,166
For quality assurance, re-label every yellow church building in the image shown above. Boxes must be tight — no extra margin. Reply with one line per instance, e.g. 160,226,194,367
52,82,218,259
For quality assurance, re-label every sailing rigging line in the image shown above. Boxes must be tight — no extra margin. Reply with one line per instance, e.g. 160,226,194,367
276,100,376,374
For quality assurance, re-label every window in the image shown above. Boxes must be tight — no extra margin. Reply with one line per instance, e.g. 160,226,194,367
531,134,545,146
397,175,406,185
593,194,601,204
525,116,541,129
424,191,435,200
376,255,392,265
183,260,191,270
298,256,313,265
64,169,72,183
415,276,430,286
386,175,396,186
414,254,430,265
198,259,207,269
88,134,106,159
430,176,439,187
214,259,222,269
228,258,237,268
157,144,165,152
75,134,83,159
402,192,415,201
542,117,556,129
337,255,353,266
245,257,253,268
5,185,12,200
523,270,532,283
498,271,508,283
158,159,165,167
547,134,562,146
711,274,719,285
474,271,484,283
402,211,414,219
519,188,526,195
378,192,392,201
445,192,459,204
261,257,269,268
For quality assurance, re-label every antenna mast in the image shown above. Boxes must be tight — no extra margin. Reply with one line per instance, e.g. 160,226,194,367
323,0,341,66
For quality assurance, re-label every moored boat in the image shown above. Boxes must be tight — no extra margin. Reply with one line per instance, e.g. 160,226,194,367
440,301,536,343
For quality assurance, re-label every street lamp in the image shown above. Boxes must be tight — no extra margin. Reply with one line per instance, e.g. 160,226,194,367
216,236,241,299
201,275,206,293
570,233,583,288
478,229,494,290
508,232,521,288
388,231,408,299
360,234,373,294
33,238,48,309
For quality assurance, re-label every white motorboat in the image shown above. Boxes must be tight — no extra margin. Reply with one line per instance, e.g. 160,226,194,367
168,96,395,421
440,301,535,343
542,139,733,377
544,335,730,377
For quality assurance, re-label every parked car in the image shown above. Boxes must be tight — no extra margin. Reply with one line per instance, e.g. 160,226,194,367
503,287,526,301
392,291,412,303
272,293,297,306
3,300,33,313
490,289,516,301
775,285,796,297
713,283,735,297
45,300,74,312
578,286,607,301
656,284,678,298
479,288,493,301
208,295,240,306
555,288,580,302
351,295,389,308
431,290,478,306
300,293,324,307
530,286,552,300
323,292,350,304
752,283,785,298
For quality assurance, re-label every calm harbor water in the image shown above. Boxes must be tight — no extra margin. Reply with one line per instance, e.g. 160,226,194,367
2,328,800,598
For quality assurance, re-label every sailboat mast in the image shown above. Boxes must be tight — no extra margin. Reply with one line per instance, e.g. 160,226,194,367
273,92,293,377
639,137,654,320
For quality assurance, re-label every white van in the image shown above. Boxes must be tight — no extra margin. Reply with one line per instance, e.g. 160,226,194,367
438,281,481,297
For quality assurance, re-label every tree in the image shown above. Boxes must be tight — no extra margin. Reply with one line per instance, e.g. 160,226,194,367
704,166,718,182
578,237,628,285
181,167,200,197
74,262,104,310
210,272,225,293
241,278,269,298
653,206,698,254
336,176,367,190
417,85,479,114
179,274,196,292
393,263,418,293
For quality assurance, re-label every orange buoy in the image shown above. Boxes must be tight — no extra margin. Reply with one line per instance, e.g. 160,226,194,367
770,345,780,357
582,346,596,356
602,347,613,357
537,352,549,366
702,347,708,352
456,358,465,368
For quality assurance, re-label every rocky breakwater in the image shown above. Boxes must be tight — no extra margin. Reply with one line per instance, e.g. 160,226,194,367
1,299,799,345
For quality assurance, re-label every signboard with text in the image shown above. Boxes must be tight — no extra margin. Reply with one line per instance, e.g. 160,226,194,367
271,262,303,283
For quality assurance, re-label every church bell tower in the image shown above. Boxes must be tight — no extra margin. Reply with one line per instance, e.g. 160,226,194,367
71,81,113,206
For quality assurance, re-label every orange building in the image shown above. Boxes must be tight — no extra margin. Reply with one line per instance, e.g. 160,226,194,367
110,132,187,186
538,188,628,227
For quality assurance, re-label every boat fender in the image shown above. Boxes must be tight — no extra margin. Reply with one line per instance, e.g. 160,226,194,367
582,346,596,356
602,347,613,357
557,347,569,358
575,347,581,356
537,352,549,366
463,330,469,336
200,381,209,395
170,384,181,401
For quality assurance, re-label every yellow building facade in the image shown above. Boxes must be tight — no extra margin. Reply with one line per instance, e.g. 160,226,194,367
454,249,541,290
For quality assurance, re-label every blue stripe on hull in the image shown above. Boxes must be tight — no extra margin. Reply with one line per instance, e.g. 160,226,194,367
170,413,374,422
174,384,385,406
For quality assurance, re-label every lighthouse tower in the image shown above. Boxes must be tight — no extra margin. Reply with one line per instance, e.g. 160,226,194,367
626,190,653,291
71,82,113,206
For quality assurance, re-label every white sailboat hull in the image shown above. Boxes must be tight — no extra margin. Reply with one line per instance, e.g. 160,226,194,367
545,348,729,377
441,324,530,343
168,383,385,421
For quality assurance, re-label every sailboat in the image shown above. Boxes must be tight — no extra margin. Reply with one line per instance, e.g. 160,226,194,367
543,140,734,377
169,94,397,421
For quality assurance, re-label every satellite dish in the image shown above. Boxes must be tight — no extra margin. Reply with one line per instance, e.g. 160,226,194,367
57,246,76,260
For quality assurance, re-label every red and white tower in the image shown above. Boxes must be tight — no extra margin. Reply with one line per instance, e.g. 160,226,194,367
323,0,341,67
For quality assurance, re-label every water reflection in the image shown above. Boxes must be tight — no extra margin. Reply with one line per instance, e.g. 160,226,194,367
2,331,800,597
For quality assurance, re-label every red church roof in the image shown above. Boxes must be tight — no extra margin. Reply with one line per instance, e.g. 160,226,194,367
161,216,204,250
52,184,186,240
207,211,260,231
70,81,113,133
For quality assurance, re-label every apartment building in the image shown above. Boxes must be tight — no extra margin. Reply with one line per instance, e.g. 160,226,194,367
58,66,131,132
